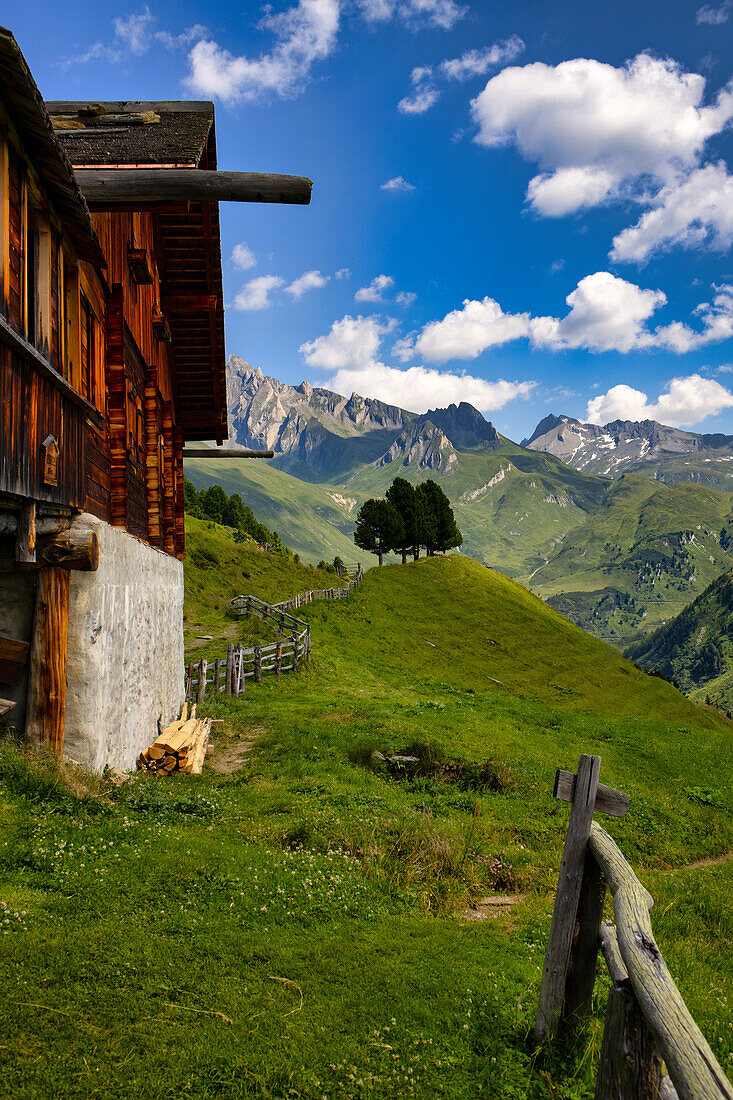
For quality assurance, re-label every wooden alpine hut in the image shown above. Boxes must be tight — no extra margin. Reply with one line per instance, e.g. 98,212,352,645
0,28,311,770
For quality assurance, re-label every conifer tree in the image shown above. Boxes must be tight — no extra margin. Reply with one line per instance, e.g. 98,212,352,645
385,477,417,564
415,480,462,555
353,498,404,566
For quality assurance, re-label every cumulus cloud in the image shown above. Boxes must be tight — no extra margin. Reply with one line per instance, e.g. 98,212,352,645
355,275,395,302
335,267,351,279
587,374,733,427
231,242,256,271
410,297,531,361
696,0,732,23
398,66,440,114
381,176,416,191
440,35,525,80
471,53,733,218
187,0,339,102
529,273,666,353
300,314,533,413
398,274,733,361
610,162,733,262
359,0,466,29
233,275,285,311
286,270,330,299
396,291,417,306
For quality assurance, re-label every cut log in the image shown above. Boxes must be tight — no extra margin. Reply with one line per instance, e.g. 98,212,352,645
37,526,99,571
75,169,313,206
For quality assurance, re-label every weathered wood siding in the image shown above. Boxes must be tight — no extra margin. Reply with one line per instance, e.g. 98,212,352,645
0,341,86,507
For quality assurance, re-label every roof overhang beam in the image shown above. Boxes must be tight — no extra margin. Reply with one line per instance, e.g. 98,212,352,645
73,169,312,206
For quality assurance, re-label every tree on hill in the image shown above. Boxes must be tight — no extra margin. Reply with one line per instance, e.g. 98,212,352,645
415,480,462,556
354,498,404,566
385,478,418,564
201,484,228,525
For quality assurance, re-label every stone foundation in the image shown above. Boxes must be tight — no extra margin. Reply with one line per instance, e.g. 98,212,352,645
0,513,184,773
63,515,185,772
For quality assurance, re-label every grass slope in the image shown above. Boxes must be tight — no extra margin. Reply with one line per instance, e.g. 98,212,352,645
1,553,731,1097
627,567,733,711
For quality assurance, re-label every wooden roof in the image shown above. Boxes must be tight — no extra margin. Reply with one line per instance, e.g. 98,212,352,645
0,29,103,264
47,100,227,444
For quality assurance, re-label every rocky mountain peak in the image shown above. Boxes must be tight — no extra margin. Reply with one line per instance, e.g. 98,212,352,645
377,420,457,473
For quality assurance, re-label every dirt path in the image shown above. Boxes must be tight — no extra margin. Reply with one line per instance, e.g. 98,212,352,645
207,723,263,774
460,894,527,921
664,850,733,873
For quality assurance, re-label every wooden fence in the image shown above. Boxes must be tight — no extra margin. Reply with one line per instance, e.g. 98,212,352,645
535,754,733,1100
184,566,364,701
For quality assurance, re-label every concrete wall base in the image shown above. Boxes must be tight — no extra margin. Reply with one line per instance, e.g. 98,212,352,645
62,514,185,773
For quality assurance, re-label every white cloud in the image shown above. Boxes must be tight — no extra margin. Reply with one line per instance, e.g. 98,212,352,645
440,35,525,81
396,291,417,306
400,273,733,360
529,272,666,353
187,0,339,102
359,0,466,29
411,297,531,361
381,176,416,191
300,313,533,413
471,53,733,218
355,275,395,302
398,66,440,114
335,267,351,279
610,162,733,262
301,314,397,370
231,242,256,271
285,269,330,299
114,8,154,54
696,0,732,23
233,275,285,311
587,374,733,427
327,364,534,414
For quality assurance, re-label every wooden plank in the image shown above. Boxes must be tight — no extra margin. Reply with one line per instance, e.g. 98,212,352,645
0,634,30,684
535,754,601,1043
77,169,312,206
15,501,36,563
600,923,629,984
564,849,607,1021
590,823,733,1100
554,769,629,817
595,979,664,1100
25,567,70,752
197,659,207,704
0,697,17,717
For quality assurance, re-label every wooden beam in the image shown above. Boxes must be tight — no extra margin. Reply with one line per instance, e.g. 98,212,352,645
554,769,630,817
37,526,99,571
162,294,217,312
182,448,274,459
535,754,601,1044
75,169,312,206
15,502,36,564
25,567,70,752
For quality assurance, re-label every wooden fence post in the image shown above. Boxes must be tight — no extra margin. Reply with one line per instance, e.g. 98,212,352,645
196,659,207,703
254,646,262,683
534,754,602,1043
214,658,221,693
226,644,234,695
187,663,194,700
275,641,282,676
233,647,241,698
564,849,608,1022
293,631,299,671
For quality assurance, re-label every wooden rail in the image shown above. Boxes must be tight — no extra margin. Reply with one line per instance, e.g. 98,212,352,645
535,754,733,1100
184,567,364,701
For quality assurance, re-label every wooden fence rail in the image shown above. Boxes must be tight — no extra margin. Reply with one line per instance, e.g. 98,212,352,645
184,567,363,701
534,754,733,1100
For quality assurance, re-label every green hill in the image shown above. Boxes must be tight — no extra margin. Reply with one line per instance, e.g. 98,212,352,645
2,550,732,1097
185,454,733,650
627,568,733,710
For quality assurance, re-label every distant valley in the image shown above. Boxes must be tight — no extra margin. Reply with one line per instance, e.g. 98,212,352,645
184,358,733,650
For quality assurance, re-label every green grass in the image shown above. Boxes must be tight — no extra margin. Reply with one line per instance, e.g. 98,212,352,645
1,553,732,1097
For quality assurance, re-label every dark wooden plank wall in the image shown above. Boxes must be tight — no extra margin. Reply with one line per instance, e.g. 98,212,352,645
0,342,85,507
50,229,60,370
7,144,23,331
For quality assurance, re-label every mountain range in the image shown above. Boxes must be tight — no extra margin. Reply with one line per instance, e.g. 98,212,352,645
523,413,733,488
184,358,733,650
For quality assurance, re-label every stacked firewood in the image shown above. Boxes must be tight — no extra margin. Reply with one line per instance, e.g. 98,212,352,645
136,704,212,775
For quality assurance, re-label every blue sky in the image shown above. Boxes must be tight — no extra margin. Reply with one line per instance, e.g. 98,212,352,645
12,0,733,441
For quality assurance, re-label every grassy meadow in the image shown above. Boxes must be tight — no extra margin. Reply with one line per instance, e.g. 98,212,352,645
0,524,731,1098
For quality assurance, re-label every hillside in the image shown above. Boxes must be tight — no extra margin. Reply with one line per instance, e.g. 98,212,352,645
2,551,731,1097
627,568,733,710
524,413,733,489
